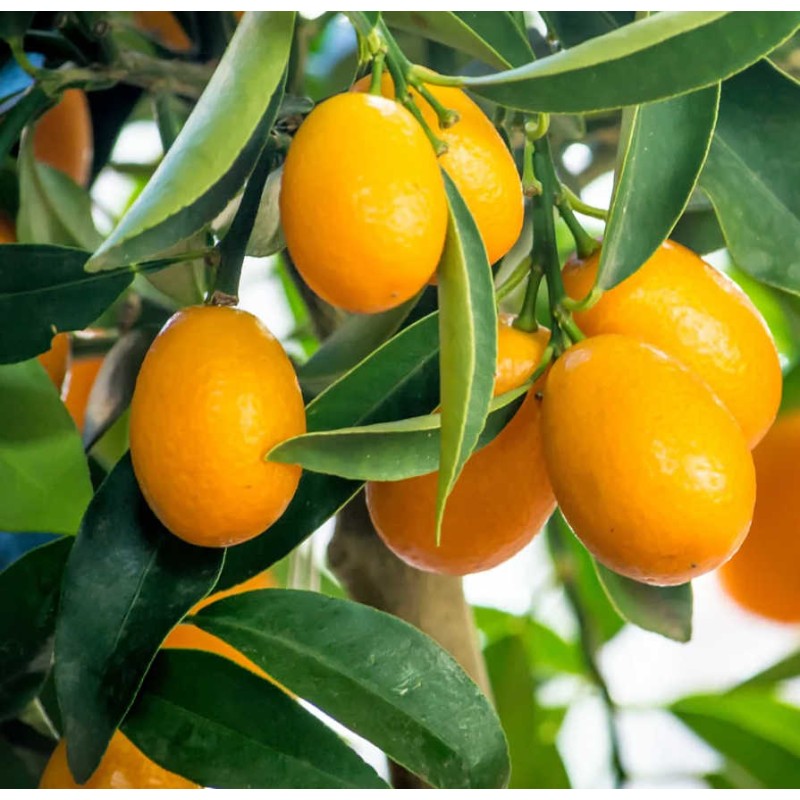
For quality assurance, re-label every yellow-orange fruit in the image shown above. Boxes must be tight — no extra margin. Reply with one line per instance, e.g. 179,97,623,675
719,411,800,622
366,320,554,575
63,354,103,431
37,333,71,394
355,74,523,265
129,305,305,547
541,334,756,586
39,732,198,789
562,240,782,448
32,89,93,187
133,11,191,51
280,92,448,314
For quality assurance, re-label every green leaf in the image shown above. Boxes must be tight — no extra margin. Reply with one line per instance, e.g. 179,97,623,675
459,12,800,113
484,636,570,788
594,563,693,642
597,85,719,289
86,12,295,271
539,11,633,47
435,172,497,540
736,650,800,689
671,690,800,788
0,736,37,789
16,140,102,250
192,589,510,788
216,313,441,590
298,298,417,398
54,454,224,783
384,11,533,69
699,59,800,294
0,13,34,40
0,537,72,720
0,361,92,534
0,245,130,363
268,384,526,481
123,650,387,789
670,200,726,255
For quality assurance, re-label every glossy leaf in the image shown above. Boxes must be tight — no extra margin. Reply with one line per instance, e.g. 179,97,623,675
736,650,800,689
0,537,72,720
217,313,441,590
540,11,633,47
16,140,102,250
435,173,497,540
459,12,800,113
193,589,509,788
700,60,800,294
55,454,224,783
484,636,570,788
595,563,693,642
268,384,526,481
384,11,533,68
298,298,417,398
671,691,800,788
86,12,295,271
597,85,719,289
0,245,130,363
0,361,92,534
82,327,158,450
124,650,387,789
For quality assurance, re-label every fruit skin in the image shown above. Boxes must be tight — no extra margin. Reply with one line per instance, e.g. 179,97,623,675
163,571,274,678
32,89,93,187
130,305,305,548
719,411,800,622
562,239,782,448
354,75,523,265
64,354,103,431
541,334,756,586
280,92,448,314
366,321,555,576
133,11,192,51
37,333,71,394
39,731,198,788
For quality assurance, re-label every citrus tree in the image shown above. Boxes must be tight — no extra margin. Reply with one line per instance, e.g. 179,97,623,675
1,10,800,790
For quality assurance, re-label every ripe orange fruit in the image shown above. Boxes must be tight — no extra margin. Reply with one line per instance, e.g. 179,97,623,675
133,11,192,51
0,211,15,242
32,89,93,187
280,92,448,314
366,318,555,575
130,305,305,547
562,240,782,448
37,333,71,394
541,334,756,586
719,411,800,622
63,354,104,432
39,732,198,788
354,74,523,265
163,571,275,678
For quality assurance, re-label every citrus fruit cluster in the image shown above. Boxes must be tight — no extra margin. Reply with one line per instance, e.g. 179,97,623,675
279,79,523,313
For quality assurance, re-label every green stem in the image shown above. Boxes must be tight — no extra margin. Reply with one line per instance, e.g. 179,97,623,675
369,51,385,95
521,137,541,197
211,141,277,304
496,256,532,302
525,113,550,142
414,82,459,128
153,93,182,152
560,184,608,220
513,262,543,332
557,194,600,259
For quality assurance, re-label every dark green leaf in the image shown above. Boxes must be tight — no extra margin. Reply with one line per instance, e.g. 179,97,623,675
700,60,800,294
217,313,440,590
0,13,34,40
540,11,633,47
193,589,510,788
17,140,102,250
460,12,800,113
54,454,224,783
671,691,800,788
670,200,726,255
124,650,387,789
0,362,92,534
298,298,417,399
0,537,72,721
268,384,526,481
86,12,295,271
0,736,37,789
82,328,157,451
435,172,497,539
736,650,800,689
484,636,570,788
598,85,719,289
0,245,130,363
595,563,693,642
385,11,533,69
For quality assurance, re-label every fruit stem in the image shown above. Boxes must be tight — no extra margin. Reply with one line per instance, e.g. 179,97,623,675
513,262,543,333
521,137,542,197
413,82,460,129
368,51,385,95
556,194,600,260
210,139,278,305
560,184,608,220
